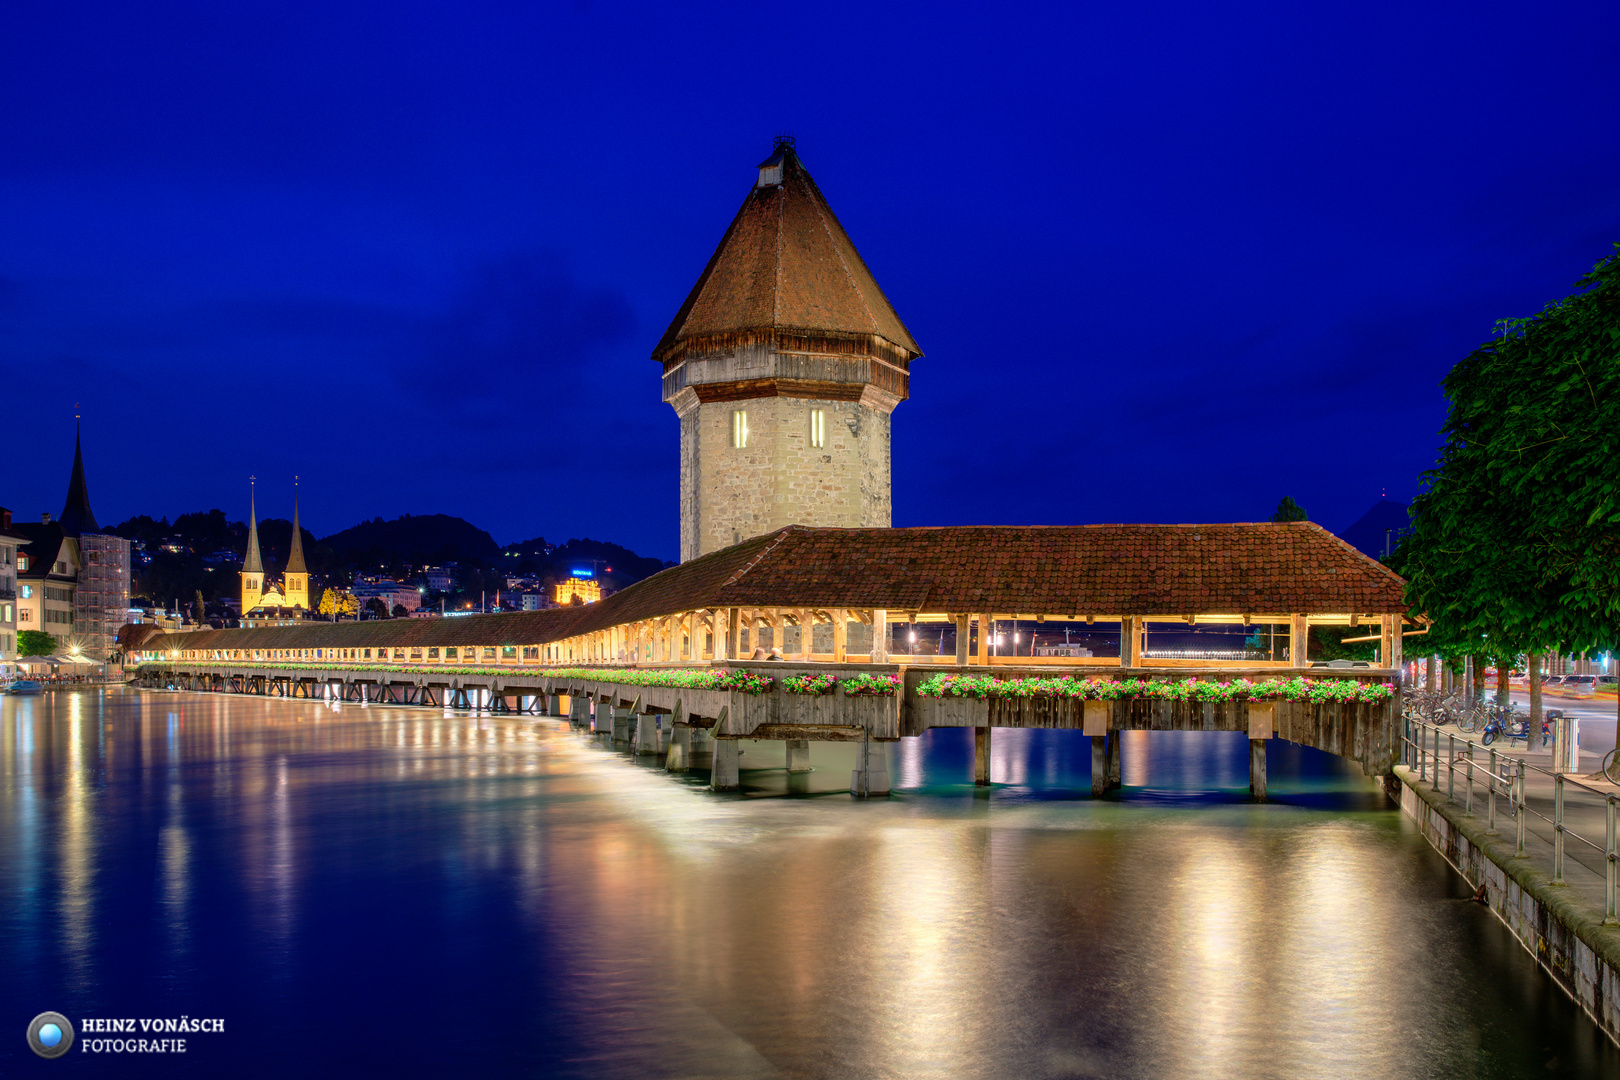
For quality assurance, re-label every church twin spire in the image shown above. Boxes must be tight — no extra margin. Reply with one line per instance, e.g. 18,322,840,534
240,477,308,617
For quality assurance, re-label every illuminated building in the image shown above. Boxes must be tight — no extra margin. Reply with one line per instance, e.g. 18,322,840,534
555,577,602,605
240,483,312,627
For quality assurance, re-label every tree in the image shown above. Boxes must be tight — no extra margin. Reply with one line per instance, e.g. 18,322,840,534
1397,244,1620,750
391,604,409,618
1271,496,1308,522
18,630,57,657
319,589,360,619
365,597,389,620
193,589,207,626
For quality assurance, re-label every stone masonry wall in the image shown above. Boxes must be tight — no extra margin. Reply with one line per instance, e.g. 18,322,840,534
680,395,891,561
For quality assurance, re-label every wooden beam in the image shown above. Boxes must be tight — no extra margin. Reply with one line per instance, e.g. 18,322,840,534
976,614,989,666
871,609,888,664
833,609,847,663
955,614,969,665
1389,613,1403,679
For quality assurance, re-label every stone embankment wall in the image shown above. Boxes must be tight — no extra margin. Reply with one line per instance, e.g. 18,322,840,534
1387,771,1620,1045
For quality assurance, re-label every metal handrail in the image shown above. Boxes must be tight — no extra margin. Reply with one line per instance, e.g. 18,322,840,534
1400,716,1618,925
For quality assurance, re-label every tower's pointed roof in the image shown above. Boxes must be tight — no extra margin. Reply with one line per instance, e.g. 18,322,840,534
653,139,922,365
286,497,307,574
58,423,101,536
243,488,264,575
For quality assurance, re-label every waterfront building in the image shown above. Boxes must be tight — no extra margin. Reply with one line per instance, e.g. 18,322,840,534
0,509,24,667
659,138,922,562
15,424,131,659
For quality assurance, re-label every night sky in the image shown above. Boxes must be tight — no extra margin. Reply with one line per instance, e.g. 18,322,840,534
5,1,1616,561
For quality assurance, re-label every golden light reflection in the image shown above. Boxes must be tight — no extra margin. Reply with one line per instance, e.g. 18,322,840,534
1157,843,1267,1077
60,691,97,987
1122,729,1153,786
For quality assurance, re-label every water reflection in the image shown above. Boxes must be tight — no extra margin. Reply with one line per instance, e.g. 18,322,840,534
0,688,1613,1079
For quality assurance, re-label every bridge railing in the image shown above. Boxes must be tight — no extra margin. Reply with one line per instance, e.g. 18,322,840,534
1400,716,1619,924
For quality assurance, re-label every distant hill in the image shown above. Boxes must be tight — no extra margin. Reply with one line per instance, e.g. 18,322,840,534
1339,499,1410,561
321,514,500,564
543,537,673,590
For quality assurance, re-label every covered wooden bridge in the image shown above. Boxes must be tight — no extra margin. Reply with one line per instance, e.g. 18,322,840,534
137,522,1412,797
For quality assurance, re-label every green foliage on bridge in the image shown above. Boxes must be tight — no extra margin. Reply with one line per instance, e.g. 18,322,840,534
916,673,1395,703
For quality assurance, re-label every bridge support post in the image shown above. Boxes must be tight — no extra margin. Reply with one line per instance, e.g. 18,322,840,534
1247,702,1273,801
711,740,740,791
1091,736,1108,797
973,727,991,786
786,740,812,772
1108,732,1122,790
612,704,634,742
635,712,659,753
666,726,691,772
852,738,891,797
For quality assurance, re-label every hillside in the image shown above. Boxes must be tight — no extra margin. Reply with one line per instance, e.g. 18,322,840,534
320,514,500,564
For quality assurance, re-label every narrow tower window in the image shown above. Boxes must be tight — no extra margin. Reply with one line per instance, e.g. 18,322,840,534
731,410,749,448
809,409,826,448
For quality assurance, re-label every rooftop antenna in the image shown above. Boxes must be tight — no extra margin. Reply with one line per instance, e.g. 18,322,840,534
773,133,796,152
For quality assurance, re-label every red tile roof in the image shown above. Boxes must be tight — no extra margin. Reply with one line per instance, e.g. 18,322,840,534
145,523,1406,656
592,523,1408,621
652,144,922,364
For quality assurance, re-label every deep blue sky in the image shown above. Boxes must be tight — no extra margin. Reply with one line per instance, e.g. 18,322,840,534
5,1,1616,561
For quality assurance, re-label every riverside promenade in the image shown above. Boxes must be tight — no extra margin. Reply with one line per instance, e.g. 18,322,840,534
1393,718,1620,1046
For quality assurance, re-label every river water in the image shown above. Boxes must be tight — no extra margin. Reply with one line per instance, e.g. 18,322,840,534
2,688,1615,1079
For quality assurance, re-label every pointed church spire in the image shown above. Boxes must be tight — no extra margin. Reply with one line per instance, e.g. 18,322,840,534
243,479,264,574
287,480,307,574
59,408,101,536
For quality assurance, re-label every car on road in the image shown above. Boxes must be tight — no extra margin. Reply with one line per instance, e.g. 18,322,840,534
1557,674,1597,699
1599,674,1618,697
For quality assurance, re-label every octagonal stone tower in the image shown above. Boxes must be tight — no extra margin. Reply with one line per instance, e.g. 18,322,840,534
656,138,923,563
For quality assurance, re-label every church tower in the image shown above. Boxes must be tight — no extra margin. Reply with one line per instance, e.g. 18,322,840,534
656,138,922,562
59,421,101,536
240,482,263,614
284,491,309,611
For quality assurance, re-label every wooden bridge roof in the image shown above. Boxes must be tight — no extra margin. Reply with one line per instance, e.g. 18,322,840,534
148,608,589,655
585,523,1408,625
144,523,1406,656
